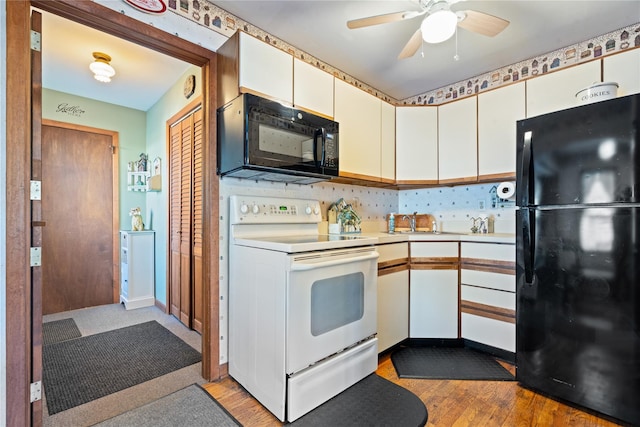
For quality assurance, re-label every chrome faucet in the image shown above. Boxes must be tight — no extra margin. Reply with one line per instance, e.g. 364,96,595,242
402,212,418,232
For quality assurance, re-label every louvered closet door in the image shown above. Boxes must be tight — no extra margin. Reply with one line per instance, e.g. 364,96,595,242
169,107,203,333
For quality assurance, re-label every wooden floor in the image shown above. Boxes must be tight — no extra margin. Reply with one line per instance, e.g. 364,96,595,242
203,352,623,427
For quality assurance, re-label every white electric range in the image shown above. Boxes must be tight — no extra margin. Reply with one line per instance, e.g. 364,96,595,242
228,195,379,422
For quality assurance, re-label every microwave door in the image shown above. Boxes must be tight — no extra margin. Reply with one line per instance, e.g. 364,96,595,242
313,128,326,168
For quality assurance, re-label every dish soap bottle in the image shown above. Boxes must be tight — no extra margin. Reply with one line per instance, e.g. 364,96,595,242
388,213,395,234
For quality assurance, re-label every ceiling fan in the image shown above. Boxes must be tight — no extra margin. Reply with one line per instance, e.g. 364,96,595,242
347,0,510,59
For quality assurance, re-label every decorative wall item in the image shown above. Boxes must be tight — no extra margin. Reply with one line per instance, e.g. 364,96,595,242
124,0,167,14
183,74,196,99
149,157,162,191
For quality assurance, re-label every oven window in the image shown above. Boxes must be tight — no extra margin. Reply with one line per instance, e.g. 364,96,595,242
310,272,364,336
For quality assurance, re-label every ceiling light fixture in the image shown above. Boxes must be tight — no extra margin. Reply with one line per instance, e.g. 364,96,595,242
89,52,116,83
420,3,458,44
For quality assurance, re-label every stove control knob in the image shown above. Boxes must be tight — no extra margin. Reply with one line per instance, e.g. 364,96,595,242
305,206,312,215
252,204,260,214
313,206,320,215
240,204,249,214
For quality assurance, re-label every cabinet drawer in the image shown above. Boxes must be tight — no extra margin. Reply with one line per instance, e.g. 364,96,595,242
461,313,515,352
411,242,458,258
461,269,514,292
461,242,514,262
461,285,514,310
377,243,408,263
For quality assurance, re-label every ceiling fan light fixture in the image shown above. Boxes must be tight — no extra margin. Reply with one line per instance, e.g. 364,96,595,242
421,9,457,44
89,52,116,83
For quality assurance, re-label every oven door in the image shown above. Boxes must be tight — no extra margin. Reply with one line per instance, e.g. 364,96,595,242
286,247,378,375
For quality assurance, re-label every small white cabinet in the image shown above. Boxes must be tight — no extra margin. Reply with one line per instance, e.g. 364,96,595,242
460,242,515,353
377,243,409,352
526,60,601,117
409,241,459,338
395,106,438,184
293,58,334,117
438,96,478,184
603,49,640,96
477,82,525,179
120,230,155,310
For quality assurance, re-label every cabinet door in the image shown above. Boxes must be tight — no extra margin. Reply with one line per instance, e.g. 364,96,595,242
409,268,459,338
334,78,382,179
380,101,396,182
396,106,438,183
604,49,640,96
239,32,293,103
477,82,525,179
438,96,477,184
526,60,601,117
293,58,334,117
377,270,409,352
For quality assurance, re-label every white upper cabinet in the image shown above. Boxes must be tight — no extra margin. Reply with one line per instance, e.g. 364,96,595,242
238,31,293,103
334,78,382,180
395,106,438,183
380,101,396,182
293,58,334,117
438,96,478,184
526,60,601,117
603,49,640,97
477,82,525,179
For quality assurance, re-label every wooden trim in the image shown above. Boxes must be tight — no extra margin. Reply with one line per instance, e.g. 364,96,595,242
461,300,515,324
411,263,459,271
337,170,383,183
411,256,459,264
377,258,409,270
461,258,515,273
7,3,220,424
395,179,439,186
477,172,516,183
42,119,121,304
6,2,34,425
438,175,478,185
378,263,409,276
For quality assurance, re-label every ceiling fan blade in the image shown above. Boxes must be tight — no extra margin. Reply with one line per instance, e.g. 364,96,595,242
347,10,424,29
398,28,423,60
457,9,509,37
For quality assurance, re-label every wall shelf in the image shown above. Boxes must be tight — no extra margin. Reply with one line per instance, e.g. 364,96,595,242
127,171,151,192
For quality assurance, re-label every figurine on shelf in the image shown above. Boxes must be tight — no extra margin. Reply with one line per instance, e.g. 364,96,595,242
137,153,148,172
129,207,144,231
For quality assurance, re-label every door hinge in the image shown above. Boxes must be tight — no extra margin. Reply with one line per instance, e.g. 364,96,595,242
30,381,41,403
30,180,41,200
30,247,42,267
30,30,41,52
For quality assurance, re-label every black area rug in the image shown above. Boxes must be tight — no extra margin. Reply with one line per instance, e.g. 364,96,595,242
43,320,201,415
43,318,82,345
391,346,514,381
290,374,428,426
94,384,241,427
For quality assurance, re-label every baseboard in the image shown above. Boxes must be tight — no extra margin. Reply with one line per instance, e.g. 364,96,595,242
154,299,167,313
463,339,515,364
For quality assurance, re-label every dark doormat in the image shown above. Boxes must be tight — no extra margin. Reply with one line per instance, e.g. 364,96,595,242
43,320,201,415
94,384,241,427
391,346,514,380
43,318,82,345
290,374,428,426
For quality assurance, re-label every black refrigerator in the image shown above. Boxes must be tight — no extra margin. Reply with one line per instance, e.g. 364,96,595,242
516,93,640,426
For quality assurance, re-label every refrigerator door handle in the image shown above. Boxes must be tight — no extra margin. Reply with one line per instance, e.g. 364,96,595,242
520,130,533,207
522,209,535,284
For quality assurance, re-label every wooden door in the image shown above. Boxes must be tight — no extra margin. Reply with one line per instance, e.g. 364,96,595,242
41,122,117,314
169,104,204,332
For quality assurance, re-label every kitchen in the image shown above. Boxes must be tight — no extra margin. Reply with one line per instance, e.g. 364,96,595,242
3,0,640,425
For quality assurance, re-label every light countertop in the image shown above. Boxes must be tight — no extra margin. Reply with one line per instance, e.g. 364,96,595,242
361,231,516,245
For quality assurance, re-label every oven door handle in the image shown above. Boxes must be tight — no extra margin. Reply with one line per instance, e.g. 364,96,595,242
290,252,379,271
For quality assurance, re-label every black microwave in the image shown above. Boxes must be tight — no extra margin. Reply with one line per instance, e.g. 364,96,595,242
217,93,339,184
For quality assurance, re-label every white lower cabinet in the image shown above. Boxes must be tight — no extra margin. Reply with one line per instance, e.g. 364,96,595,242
409,241,459,338
377,243,409,352
120,230,155,310
460,242,515,353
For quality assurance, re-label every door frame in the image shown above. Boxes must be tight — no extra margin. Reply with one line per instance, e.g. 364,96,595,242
5,1,220,425
42,119,121,306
